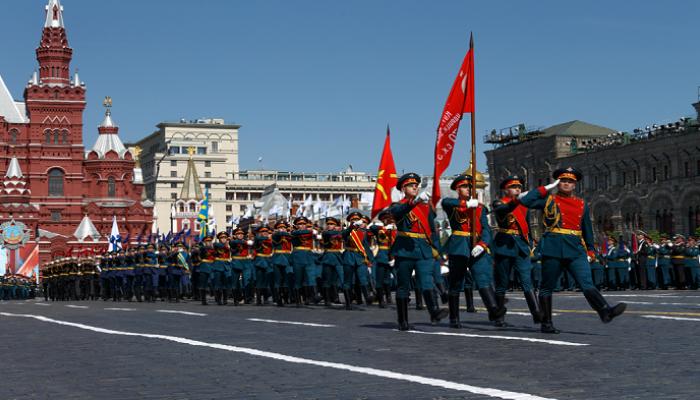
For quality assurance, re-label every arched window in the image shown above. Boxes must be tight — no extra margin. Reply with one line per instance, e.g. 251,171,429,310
62,130,68,144
9,129,18,144
48,168,64,196
45,130,51,144
179,203,184,213
107,176,116,197
53,130,59,144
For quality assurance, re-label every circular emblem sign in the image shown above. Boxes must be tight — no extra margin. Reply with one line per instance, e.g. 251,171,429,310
0,219,29,250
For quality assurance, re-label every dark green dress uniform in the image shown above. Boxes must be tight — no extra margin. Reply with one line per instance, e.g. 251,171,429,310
253,227,274,305
491,175,541,325
370,213,396,309
442,174,504,328
271,223,293,306
605,239,631,290
388,173,448,330
291,217,317,306
637,237,657,290
684,240,700,289
341,212,374,309
320,217,344,307
212,232,231,305
519,167,626,333
656,242,673,289
671,237,687,289
531,242,542,289
198,237,216,305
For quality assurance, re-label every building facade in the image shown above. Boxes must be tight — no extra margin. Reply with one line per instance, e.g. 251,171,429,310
0,0,152,263
485,103,700,238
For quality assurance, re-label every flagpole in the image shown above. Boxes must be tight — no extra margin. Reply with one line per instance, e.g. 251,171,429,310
468,33,477,240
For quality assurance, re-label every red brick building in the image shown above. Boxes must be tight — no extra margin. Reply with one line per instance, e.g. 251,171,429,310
0,0,153,264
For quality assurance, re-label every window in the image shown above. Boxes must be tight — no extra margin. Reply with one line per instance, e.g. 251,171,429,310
171,192,177,199
226,205,232,212
652,167,657,182
205,161,211,167
685,161,690,177
170,182,178,188
197,147,206,155
205,183,211,189
169,146,180,154
240,205,246,212
9,129,18,144
48,169,64,196
62,130,68,144
170,160,177,167
204,171,211,178
622,172,626,187
107,176,116,197
211,142,218,153
250,192,261,200
45,130,51,144
189,203,196,212
697,160,700,176
178,204,184,213
53,130,59,144
664,165,669,179
170,171,177,177
226,192,235,200
51,211,61,222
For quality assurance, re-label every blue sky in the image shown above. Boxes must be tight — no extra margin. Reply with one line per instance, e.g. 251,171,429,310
1,1,698,176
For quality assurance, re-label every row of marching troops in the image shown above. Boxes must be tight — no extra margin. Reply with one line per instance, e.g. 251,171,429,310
524,234,700,292
39,166,633,334
0,275,36,300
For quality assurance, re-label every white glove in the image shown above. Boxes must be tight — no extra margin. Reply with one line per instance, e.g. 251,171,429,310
413,191,431,204
353,220,363,227
587,255,593,263
466,199,479,209
386,223,396,230
388,259,395,267
154,251,159,255
652,244,660,249
668,243,674,247
471,245,485,258
312,229,318,235
316,234,323,240
544,179,560,192
517,191,529,200
246,240,254,246
373,221,384,227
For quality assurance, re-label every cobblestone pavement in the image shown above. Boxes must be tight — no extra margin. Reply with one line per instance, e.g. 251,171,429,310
1,290,698,400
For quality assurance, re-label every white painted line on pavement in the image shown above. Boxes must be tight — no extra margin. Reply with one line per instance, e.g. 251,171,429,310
66,305,88,309
247,318,335,328
641,315,700,322
0,312,557,400
624,301,700,307
403,330,588,347
104,307,136,311
156,309,206,316
34,302,50,306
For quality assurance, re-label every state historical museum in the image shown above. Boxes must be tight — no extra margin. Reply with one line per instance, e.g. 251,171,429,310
0,0,153,264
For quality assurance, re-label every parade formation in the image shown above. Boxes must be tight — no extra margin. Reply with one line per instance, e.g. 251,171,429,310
31,169,700,335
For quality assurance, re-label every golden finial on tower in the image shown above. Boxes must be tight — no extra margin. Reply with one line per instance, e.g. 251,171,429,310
132,146,142,167
187,146,196,158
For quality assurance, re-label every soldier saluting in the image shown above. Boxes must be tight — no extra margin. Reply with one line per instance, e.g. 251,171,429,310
388,173,448,331
518,167,626,333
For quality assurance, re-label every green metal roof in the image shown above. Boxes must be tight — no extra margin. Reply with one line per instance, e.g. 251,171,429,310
542,120,617,137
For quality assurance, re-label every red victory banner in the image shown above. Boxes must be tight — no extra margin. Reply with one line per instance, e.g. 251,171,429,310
371,125,398,219
432,34,475,205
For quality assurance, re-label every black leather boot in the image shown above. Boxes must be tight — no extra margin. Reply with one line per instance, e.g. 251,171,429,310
478,287,506,321
376,286,387,308
310,286,321,305
448,294,462,328
524,290,543,324
361,286,374,305
414,289,424,310
222,289,228,305
343,289,353,310
294,288,302,308
494,293,508,327
539,295,559,334
200,289,208,305
583,288,627,323
323,287,332,307
397,298,412,331
436,282,449,304
384,285,393,305
464,288,476,312
215,290,222,305
423,290,448,325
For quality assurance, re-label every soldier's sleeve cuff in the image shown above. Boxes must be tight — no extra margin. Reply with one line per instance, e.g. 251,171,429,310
537,186,547,197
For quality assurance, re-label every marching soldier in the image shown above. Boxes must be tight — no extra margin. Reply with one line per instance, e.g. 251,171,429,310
271,221,293,306
388,173,448,330
491,175,541,326
518,167,626,333
319,217,344,307
291,216,318,307
671,235,687,289
230,228,252,305
636,232,657,290
684,236,699,290
656,235,673,289
342,212,374,309
214,231,232,305
143,243,159,302
370,211,397,308
253,226,274,305
168,242,190,302
198,235,216,305
606,237,631,291
442,173,503,328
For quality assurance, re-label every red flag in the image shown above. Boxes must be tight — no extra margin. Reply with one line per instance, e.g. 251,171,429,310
371,126,398,219
631,233,638,253
432,34,475,204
